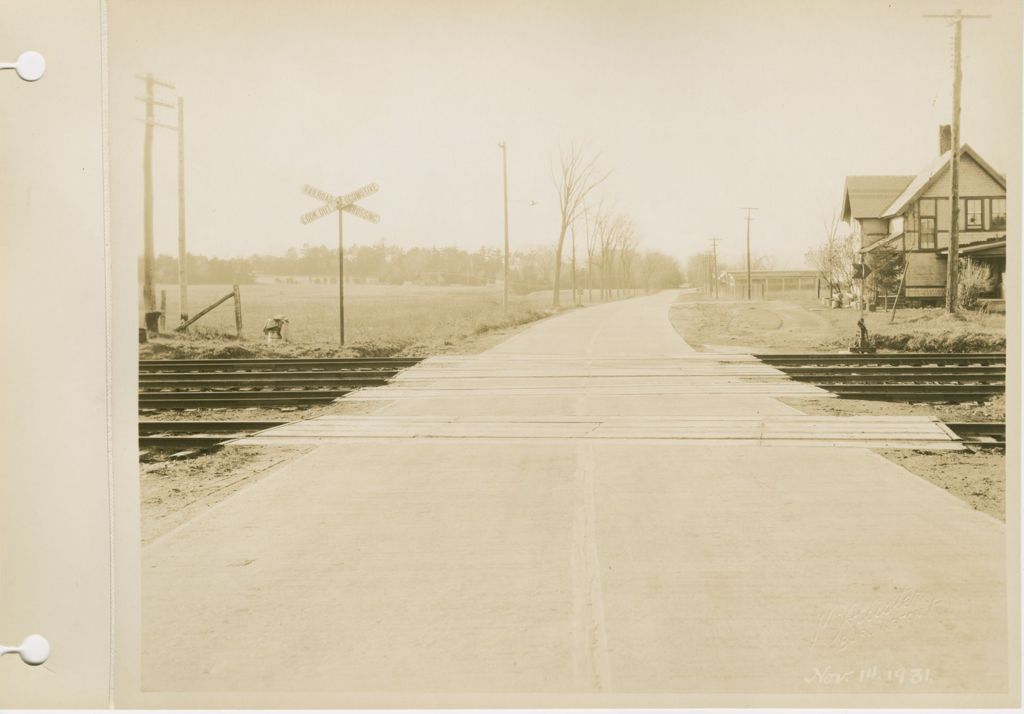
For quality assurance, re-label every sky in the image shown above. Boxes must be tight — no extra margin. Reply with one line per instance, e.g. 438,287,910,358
108,0,1020,270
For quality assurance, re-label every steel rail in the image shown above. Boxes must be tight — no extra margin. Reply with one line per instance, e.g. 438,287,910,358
943,422,1006,448
138,420,291,449
139,420,287,434
139,390,349,409
755,353,1005,366
774,366,1005,376
139,357,422,373
139,373,392,389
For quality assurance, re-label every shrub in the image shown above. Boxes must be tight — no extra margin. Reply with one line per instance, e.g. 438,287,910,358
957,258,992,311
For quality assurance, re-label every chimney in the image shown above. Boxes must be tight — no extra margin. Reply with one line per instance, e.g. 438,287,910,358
939,124,952,154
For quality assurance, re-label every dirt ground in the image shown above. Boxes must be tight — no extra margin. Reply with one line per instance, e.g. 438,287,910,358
875,449,1005,521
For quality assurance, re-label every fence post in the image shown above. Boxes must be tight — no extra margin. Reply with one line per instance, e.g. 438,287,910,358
233,284,243,337
159,290,167,332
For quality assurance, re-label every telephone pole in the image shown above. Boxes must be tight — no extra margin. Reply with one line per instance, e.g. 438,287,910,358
709,237,720,299
498,141,510,313
706,253,714,297
176,97,188,324
135,72,176,317
924,10,989,314
741,207,758,300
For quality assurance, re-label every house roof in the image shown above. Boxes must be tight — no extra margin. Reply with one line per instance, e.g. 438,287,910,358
938,235,1006,257
859,231,905,254
881,144,1006,218
842,175,914,220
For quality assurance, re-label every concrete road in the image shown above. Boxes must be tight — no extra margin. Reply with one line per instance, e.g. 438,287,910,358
142,291,1007,698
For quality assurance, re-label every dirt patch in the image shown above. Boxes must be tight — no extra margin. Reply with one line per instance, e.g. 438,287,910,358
877,449,1005,521
141,444,313,545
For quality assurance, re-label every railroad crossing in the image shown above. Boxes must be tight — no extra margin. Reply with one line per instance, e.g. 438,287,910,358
300,181,381,345
141,290,1006,696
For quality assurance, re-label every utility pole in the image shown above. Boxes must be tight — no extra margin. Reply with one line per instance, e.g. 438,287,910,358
498,141,510,313
709,237,720,299
134,72,175,317
925,10,989,314
338,210,345,344
176,97,188,325
741,207,758,300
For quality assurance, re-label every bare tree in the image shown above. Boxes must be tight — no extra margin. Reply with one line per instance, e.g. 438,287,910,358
551,144,610,307
806,214,855,305
584,205,597,303
614,221,637,296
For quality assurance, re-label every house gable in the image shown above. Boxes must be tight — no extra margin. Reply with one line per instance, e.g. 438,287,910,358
882,144,1006,218
842,176,914,221
921,152,1006,199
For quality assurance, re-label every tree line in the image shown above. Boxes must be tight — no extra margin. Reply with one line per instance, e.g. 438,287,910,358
140,240,682,294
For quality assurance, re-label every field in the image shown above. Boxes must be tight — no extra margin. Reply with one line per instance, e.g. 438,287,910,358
140,282,607,358
669,292,1005,353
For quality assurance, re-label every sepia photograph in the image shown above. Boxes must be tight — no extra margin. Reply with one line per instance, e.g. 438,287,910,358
105,0,1019,706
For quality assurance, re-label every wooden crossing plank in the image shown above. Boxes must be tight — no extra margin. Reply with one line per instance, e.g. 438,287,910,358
237,414,961,450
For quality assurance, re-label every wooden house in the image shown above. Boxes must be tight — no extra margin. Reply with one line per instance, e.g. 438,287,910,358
840,127,1006,305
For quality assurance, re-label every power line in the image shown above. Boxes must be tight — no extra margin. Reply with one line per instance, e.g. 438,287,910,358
498,141,510,314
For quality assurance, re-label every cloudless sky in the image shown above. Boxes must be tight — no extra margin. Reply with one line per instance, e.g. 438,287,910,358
109,0,1020,269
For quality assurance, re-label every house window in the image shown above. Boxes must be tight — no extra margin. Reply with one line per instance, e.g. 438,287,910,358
965,198,983,230
990,198,1006,230
920,217,937,249
918,199,937,249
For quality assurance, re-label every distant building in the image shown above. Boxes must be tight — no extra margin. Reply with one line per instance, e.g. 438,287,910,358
840,126,1006,304
724,269,819,299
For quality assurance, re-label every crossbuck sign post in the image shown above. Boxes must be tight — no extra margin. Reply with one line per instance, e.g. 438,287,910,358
300,182,380,345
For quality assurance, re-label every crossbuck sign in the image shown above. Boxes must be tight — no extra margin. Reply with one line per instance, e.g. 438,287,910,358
300,181,381,345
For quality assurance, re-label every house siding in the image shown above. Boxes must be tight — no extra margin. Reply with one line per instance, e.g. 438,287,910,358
905,252,946,288
901,155,1005,252
921,154,1004,198
858,218,889,248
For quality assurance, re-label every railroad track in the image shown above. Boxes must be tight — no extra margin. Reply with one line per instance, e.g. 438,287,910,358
138,419,1007,452
139,357,422,373
943,422,1006,450
139,357,423,410
755,352,1005,403
139,420,286,448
